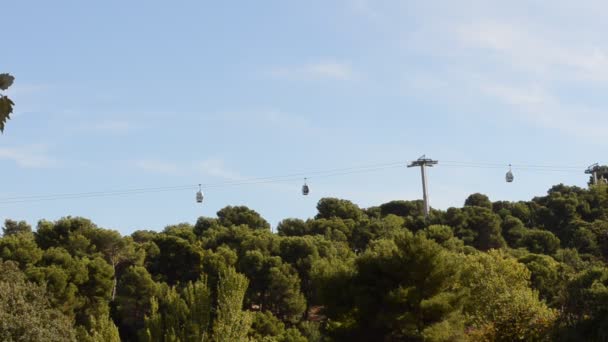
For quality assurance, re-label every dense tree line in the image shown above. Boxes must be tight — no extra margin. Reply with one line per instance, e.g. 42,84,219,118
3,183,608,341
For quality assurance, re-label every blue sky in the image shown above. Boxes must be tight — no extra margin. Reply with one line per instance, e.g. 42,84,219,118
2,0,606,235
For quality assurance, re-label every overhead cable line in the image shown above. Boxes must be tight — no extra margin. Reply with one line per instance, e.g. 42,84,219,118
0,159,597,205
0,162,406,204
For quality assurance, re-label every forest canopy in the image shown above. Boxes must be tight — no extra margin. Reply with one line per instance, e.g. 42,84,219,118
3,183,608,341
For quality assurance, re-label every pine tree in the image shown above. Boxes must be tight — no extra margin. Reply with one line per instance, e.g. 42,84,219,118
212,267,253,342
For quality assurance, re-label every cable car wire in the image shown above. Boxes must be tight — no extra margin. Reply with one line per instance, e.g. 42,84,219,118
0,163,406,204
0,158,598,205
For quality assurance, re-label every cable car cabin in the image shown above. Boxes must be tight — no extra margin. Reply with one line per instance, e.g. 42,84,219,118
302,184,309,196
196,190,204,203
506,170,514,183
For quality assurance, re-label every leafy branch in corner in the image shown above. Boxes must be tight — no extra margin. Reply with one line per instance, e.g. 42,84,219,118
0,73,15,133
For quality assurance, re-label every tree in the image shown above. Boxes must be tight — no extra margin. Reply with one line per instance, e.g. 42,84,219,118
249,310,285,340
351,215,404,251
306,218,353,243
194,216,219,236
0,231,43,267
140,280,212,342
88,229,141,300
0,260,77,341
321,232,465,341
163,223,197,242
217,205,270,230
278,237,324,305
77,256,115,326
422,224,465,251
460,250,557,341
277,218,309,237
559,267,608,340
518,253,567,306
465,193,493,209
446,206,506,251
141,268,255,342
77,313,121,342
114,266,159,340
0,73,15,132
147,234,204,285
35,217,97,256
315,198,365,221
212,267,253,342
2,219,32,236
265,264,307,323
378,200,425,218
519,229,561,255
27,247,88,318
501,215,527,246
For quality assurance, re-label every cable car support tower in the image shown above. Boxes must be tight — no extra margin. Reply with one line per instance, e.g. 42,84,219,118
408,155,438,219
586,163,601,186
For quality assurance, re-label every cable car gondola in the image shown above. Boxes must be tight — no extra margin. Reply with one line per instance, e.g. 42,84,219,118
196,184,204,203
302,178,309,196
506,164,514,183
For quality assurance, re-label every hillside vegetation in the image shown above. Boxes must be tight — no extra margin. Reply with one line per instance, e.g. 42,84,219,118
3,183,608,341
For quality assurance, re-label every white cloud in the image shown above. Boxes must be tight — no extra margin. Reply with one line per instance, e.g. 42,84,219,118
393,9,608,143
200,109,316,137
456,21,608,82
480,83,552,107
478,81,608,141
77,120,131,134
0,145,58,168
196,159,243,181
134,158,244,181
270,61,355,81
89,120,131,132
259,110,311,129
134,159,180,175
4,83,50,97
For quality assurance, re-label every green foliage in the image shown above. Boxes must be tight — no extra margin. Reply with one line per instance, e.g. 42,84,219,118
0,73,15,133
27,247,88,316
212,267,253,342
250,311,285,340
194,216,219,236
140,282,208,342
378,200,425,218
559,267,608,340
0,260,77,341
351,215,404,250
265,264,307,323
77,256,114,324
115,265,159,340
2,219,32,236
446,206,506,251
0,231,43,267
518,229,561,255
465,193,493,209
322,231,465,341
315,198,366,221
277,218,309,237
77,313,121,342
501,215,527,246
518,253,567,305
217,205,270,230
422,224,465,251
298,321,323,342
147,235,204,284
163,223,197,243
460,250,557,341
7,185,608,339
